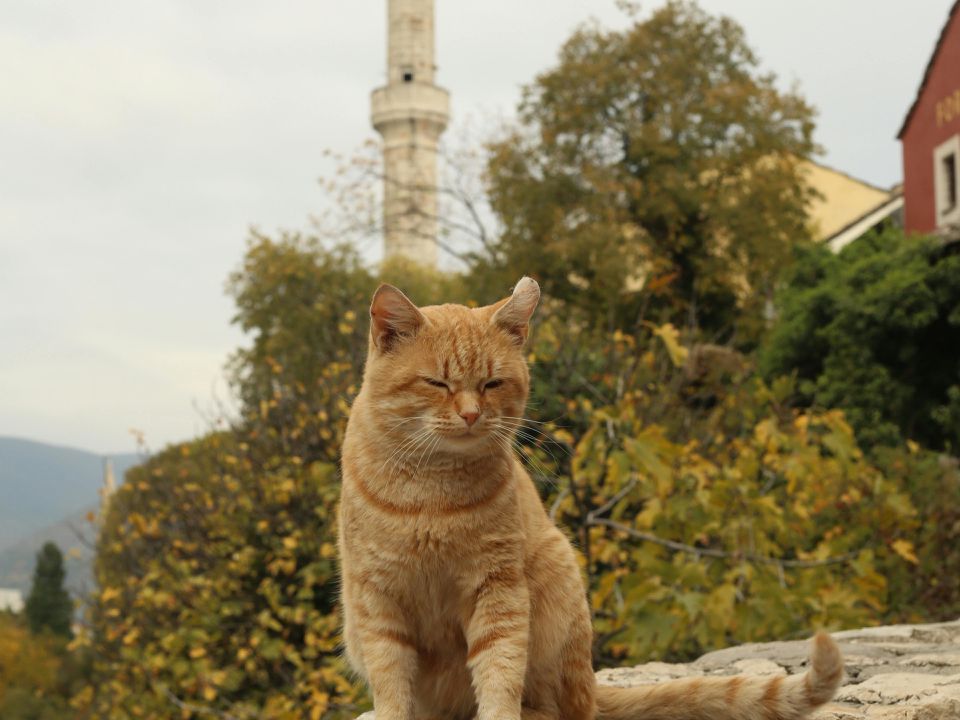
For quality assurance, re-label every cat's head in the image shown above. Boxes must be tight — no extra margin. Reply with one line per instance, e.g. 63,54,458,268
358,277,540,458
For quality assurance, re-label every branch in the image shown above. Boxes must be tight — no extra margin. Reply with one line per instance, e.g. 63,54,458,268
587,517,858,569
66,519,97,551
549,487,570,521
586,478,638,522
162,688,257,720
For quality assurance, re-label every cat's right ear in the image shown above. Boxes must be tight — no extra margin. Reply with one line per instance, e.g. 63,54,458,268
491,276,540,344
369,284,426,352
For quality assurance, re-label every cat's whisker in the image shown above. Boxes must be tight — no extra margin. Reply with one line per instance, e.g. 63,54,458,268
376,426,435,480
494,421,571,459
420,432,443,474
493,422,563,456
491,426,560,487
381,415,432,434
489,430,517,464
493,418,555,435
413,430,441,476
498,415,552,424
511,428,567,464
392,429,436,478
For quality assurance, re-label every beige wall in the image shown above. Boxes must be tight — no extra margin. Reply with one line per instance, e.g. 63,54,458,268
803,161,893,242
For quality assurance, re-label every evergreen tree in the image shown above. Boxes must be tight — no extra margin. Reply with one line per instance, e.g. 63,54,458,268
25,542,72,638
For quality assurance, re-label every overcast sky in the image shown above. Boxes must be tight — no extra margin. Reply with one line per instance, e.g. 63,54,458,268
1,0,955,455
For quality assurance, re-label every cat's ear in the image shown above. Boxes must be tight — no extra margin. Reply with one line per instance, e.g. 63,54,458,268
491,276,540,344
370,284,426,352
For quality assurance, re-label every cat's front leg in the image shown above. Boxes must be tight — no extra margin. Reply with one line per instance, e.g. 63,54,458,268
464,564,530,720
352,588,418,720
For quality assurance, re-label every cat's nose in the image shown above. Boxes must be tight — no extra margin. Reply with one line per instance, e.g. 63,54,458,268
459,410,480,427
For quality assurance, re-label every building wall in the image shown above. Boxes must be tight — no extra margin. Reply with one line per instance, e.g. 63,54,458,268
901,6,960,233
0,588,24,613
802,161,893,242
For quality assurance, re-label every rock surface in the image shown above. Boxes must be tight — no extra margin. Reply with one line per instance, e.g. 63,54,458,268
597,619,960,719
356,620,960,719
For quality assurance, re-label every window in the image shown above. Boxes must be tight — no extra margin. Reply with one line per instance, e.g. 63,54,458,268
934,135,960,227
402,70,414,83
944,153,958,212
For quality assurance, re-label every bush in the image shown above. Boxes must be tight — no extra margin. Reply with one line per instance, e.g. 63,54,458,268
0,614,70,719
79,432,362,719
540,328,916,663
760,229,960,452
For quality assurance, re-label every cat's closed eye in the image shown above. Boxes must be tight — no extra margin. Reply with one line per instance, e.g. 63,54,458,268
424,377,451,391
483,379,504,391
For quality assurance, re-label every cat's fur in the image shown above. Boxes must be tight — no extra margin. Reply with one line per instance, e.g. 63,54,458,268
337,277,843,720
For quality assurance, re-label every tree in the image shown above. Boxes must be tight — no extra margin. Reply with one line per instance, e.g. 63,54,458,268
81,432,363,719
0,614,69,720
24,543,72,639
483,0,817,344
225,234,375,465
525,323,916,663
760,228,960,452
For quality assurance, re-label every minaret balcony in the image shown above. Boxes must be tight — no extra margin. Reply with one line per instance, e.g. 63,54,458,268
371,83,450,132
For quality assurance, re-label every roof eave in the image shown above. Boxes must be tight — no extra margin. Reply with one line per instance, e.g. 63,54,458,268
897,0,960,140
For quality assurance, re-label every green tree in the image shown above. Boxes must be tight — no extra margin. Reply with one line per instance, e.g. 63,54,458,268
760,228,960,452
482,0,817,344
225,234,375,465
24,543,72,639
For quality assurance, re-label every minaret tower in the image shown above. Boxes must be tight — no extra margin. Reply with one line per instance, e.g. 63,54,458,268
99,458,116,517
371,0,450,267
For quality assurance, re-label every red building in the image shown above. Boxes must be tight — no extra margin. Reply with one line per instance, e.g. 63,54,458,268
899,1,960,234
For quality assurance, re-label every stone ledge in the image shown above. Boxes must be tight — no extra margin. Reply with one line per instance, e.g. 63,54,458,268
596,619,960,719
355,620,960,719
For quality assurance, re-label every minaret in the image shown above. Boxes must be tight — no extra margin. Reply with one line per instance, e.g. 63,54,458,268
100,458,116,508
371,0,450,267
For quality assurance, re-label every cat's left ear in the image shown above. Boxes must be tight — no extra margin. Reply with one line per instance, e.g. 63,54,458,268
491,276,540,344
370,284,426,352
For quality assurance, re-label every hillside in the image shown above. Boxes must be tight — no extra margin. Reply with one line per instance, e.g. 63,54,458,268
0,437,141,591
0,508,99,594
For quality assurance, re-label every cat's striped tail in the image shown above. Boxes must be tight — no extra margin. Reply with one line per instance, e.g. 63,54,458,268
595,632,843,720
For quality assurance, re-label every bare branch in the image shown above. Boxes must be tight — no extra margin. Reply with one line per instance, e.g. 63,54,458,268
588,517,859,568
162,688,257,720
549,487,570,521
586,477,638,523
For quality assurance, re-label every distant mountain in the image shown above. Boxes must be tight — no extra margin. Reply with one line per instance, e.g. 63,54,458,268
0,437,141,592
0,507,99,595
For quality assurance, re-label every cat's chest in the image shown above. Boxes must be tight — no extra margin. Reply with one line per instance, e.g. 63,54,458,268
407,518,456,556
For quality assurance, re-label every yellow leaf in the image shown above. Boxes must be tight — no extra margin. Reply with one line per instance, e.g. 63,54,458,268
651,323,688,367
892,539,919,564
189,647,207,658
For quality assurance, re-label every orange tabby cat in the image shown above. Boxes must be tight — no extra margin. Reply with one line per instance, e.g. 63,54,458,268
337,277,843,720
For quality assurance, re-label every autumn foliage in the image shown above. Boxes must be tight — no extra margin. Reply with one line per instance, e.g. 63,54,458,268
72,235,936,718
60,2,960,718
